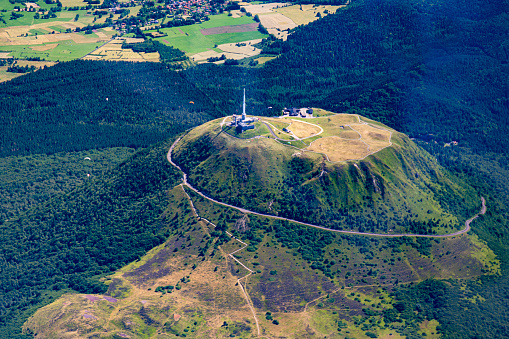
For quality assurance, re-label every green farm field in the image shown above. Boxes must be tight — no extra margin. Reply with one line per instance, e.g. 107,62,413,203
199,13,256,28
0,0,17,11
153,14,267,55
0,40,100,61
0,11,75,28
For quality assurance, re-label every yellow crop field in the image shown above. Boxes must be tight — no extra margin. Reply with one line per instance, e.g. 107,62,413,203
274,4,342,26
59,0,89,6
258,13,297,31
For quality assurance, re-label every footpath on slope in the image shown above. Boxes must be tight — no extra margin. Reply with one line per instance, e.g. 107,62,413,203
167,136,486,239
178,184,261,336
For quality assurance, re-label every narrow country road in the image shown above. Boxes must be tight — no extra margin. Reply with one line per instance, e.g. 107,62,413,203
167,136,486,238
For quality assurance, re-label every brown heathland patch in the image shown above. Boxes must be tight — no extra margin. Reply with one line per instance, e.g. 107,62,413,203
308,137,369,162
287,120,321,138
350,124,391,152
314,114,360,130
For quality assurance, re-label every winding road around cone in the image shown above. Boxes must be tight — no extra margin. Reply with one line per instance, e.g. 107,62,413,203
167,136,486,239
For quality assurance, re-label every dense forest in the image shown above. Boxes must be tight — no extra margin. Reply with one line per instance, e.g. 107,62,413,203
0,60,220,157
0,147,136,220
0,139,181,338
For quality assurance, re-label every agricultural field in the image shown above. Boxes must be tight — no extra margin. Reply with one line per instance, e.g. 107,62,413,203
0,38,106,61
274,4,344,26
0,17,116,61
0,1,341,64
191,38,262,62
0,0,122,62
83,37,160,62
239,2,343,40
59,0,92,6
151,13,267,56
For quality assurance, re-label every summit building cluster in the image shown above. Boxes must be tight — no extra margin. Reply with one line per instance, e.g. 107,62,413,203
229,89,257,133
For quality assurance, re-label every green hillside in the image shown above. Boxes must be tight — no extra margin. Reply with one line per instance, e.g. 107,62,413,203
172,113,480,236
20,124,496,338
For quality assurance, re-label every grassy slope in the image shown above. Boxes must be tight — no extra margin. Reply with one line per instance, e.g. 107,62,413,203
173,115,479,235
23,166,498,338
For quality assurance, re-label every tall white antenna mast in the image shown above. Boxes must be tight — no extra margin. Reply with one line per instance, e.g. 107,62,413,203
242,88,246,120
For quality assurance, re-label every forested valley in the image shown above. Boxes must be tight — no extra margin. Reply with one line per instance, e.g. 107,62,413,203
0,0,508,337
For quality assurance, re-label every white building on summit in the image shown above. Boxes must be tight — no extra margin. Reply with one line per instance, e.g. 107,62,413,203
230,88,256,133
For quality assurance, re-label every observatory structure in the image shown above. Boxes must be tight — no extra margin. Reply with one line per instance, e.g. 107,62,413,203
230,89,256,133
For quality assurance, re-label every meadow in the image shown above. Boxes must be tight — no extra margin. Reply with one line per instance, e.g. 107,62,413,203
83,38,160,62
0,38,103,61
274,4,343,26
152,14,267,55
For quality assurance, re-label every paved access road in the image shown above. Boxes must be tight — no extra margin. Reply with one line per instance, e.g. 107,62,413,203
168,136,485,238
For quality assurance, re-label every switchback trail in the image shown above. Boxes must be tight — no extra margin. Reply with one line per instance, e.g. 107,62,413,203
167,136,486,238
179,184,261,336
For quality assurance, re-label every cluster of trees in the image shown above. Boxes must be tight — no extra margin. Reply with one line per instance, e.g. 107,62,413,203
121,40,188,63
0,60,220,157
6,65,36,73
